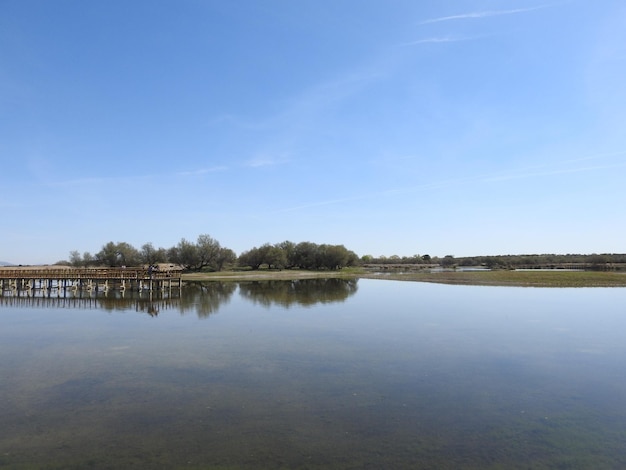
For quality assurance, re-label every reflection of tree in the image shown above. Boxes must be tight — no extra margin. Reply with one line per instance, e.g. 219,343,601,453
237,278,358,308
179,282,237,318
135,301,160,317
1,279,354,317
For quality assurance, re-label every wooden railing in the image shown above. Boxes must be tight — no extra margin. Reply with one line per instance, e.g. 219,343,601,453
0,267,183,292
0,267,181,280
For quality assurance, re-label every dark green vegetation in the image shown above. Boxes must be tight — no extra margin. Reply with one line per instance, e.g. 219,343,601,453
61,234,625,281
63,236,359,272
362,269,626,288
365,252,626,270
66,235,236,272
186,269,626,288
237,241,358,270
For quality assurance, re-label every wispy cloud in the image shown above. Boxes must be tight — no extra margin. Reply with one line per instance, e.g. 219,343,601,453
50,165,229,187
205,114,237,127
211,68,385,134
269,150,626,213
244,153,291,168
398,35,484,47
49,173,157,188
551,149,626,165
176,166,228,176
267,195,368,214
419,5,550,25
479,150,626,183
481,163,626,183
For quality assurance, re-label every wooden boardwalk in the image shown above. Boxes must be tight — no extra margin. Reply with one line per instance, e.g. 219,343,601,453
0,267,183,293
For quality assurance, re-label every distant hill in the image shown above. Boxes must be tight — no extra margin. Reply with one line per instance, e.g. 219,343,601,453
0,261,15,266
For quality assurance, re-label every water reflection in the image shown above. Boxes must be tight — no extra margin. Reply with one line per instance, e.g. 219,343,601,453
238,278,359,307
1,280,626,469
179,281,237,318
0,286,183,316
0,278,359,317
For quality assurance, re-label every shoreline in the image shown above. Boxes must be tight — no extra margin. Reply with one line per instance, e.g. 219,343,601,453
183,269,626,288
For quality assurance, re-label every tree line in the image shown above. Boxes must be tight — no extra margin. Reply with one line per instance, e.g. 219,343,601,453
63,235,625,272
238,241,359,270
362,253,626,270
67,234,235,271
64,235,359,271
453,253,626,269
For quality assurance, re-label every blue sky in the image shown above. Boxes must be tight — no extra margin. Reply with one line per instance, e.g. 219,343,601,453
1,1,625,264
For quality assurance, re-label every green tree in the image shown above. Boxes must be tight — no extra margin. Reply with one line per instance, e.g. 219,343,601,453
167,245,180,265
196,234,221,271
172,238,200,270
215,247,236,271
238,246,264,270
315,244,345,269
589,254,608,270
293,242,319,269
94,241,139,266
141,242,166,265
69,250,82,267
82,252,94,266
441,255,456,268
96,242,121,266
115,242,141,266
276,240,296,268
265,245,287,269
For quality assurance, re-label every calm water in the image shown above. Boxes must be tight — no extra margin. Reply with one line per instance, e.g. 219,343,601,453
1,279,625,469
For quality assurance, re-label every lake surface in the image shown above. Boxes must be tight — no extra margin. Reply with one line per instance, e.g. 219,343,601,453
1,279,625,469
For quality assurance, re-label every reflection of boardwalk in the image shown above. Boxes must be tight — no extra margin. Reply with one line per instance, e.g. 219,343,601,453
0,267,182,293
0,289,182,315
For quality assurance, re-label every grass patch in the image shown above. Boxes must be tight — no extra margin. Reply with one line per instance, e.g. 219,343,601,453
182,268,364,282
183,268,626,287
361,270,626,287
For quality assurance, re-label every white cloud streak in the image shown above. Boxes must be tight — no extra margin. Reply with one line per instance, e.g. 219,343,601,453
176,166,228,176
270,150,626,213
419,5,550,25
398,35,484,47
266,194,369,214
244,154,291,168
480,162,626,183
49,165,228,187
